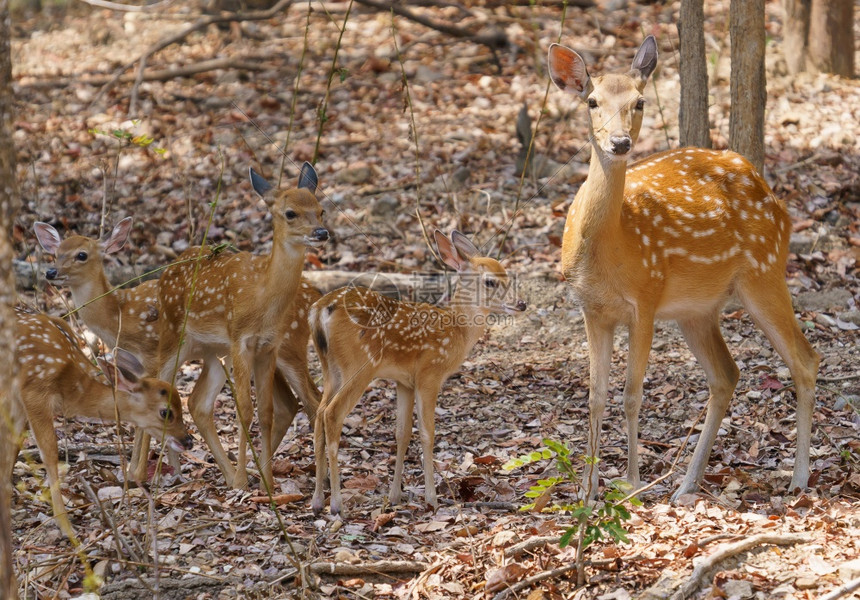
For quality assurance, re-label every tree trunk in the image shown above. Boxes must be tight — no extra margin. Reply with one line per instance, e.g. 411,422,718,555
808,0,854,77
729,0,766,174
678,0,711,148
782,0,811,74
0,0,20,597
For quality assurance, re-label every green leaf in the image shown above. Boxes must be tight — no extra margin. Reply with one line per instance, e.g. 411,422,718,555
559,527,576,548
544,438,570,457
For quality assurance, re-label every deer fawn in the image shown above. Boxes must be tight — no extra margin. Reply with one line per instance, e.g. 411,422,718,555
310,230,527,516
33,219,322,483
9,306,191,539
548,36,819,500
157,162,327,491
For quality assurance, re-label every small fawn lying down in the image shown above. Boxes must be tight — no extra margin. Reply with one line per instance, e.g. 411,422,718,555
310,230,527,516
8,307,191,539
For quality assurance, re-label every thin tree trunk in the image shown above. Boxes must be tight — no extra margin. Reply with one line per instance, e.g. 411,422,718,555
678,0,711,148
0,0,20,597
782,0,811,74
729,0,766,174
808,0,854,77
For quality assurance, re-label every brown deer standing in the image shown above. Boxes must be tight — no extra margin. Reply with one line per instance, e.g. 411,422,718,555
156,163,327,491
310,230,526,516
547,36,819,500
33,219,322,482
9,306,191,539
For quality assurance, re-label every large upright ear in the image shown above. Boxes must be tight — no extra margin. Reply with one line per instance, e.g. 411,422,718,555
102,217,133,255
34,222,61,255
249,167,273,198
98,354,140,393
548,43,590,97
114,348,146,379
297,161,318,194
450,230,480,261
435,229,467,272
629,35,658,90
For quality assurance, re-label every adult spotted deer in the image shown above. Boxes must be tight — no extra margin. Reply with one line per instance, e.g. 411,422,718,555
33,219,322,483
157,163,327,491
310,230,527,516
548,36,819,500
9,307,191,539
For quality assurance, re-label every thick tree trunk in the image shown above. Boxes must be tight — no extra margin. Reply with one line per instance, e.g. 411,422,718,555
729,0,766,174
0,1,20,597
678,0,711,148
782,0,811,74
808,0,854,77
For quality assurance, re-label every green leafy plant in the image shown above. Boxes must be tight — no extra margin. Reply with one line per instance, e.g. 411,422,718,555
503,438,641,553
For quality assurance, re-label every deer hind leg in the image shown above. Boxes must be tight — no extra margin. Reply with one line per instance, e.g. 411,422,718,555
582,313,616,499
415,380,442,508
271,369,300,455
623,315,656,490
737,276,820,491
389,382,415,506
672,315,740,501
314,370,374,516
187,356,232,486
26,398,76,539
279,344,321,424
129,429,151,482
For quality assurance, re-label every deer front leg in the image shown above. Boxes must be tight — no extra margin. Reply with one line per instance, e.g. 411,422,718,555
389,383,415,506
271,369,301,455
622,316,655,490
253,347,277,493
415,380,441,508
28,406,76,539
129,429,151,482
231,348,254,490
582,314,615,499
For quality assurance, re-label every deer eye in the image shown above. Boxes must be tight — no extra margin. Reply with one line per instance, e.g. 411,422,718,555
587,97,598,109
159,408,172,420
635,98,646,110
75,251,88,261
285,210,297,220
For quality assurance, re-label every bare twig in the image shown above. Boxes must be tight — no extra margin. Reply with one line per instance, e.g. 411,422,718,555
819,577,860,600
91,0,293,105
77,0,174,11
669,532,813,600
310,560,429,576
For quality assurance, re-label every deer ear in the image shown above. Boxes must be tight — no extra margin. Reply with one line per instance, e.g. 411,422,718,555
102,217,133,255
435,229,467,272
630,35,658,89
297,162,318,193
451,230,480,261
34,222,61,255
98,355,140,393
548,43,591,97
249,167,273,198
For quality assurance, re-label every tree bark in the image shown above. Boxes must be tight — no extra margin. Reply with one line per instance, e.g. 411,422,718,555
729,0,766,174
782,0,811,74
678,0,711,148
808,0,854,77
0,0,20,597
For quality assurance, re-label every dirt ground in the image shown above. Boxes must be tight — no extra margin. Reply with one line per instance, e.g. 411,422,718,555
6,0,860,598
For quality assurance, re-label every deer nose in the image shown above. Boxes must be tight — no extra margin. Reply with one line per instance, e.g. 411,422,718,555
609,136,632,155
46,268,58,280
312,228,329,242
181,434,194,450
515,300,527,311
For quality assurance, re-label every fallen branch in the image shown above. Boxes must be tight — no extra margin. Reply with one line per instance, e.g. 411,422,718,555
310,559,429,576
669,532,814,600
91,0,293,105
504,535,558,558
491,555,635,600
355,0,507,50
78,0,174,11
819,577,860,600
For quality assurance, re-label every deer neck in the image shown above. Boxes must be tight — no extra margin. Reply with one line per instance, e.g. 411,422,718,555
69,273,121,345
447,282,489,358
263,235,306,311
64,379,128,422
562,148,629,276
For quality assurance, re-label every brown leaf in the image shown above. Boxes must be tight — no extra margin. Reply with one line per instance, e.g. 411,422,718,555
344,474,380,490
371,511,396,532
248,493,303,505
485,563,528,593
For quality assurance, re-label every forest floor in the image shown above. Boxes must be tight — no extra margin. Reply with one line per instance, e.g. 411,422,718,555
6,0,860,598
